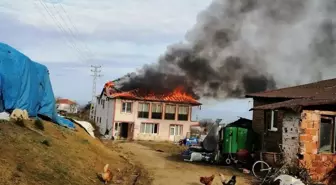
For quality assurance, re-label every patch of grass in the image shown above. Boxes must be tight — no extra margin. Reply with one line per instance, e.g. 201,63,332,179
34,119,44,131
16,163,24,172
53,164,69,175
0,119,9,124
13,119,25,127
137,141,186,155
35,171,55,182
81,139,89,144
41,139,51,147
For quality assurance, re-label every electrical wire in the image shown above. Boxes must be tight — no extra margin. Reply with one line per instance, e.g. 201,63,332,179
36,0,89,63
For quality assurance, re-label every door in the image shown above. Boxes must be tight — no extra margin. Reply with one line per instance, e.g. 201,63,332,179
169,125,182,141
169,126,176,141
127,123,134,140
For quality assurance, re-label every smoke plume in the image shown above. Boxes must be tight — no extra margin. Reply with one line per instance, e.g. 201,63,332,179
119,0,336,99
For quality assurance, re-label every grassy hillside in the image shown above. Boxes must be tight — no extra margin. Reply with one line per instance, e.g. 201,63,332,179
0,119,150,185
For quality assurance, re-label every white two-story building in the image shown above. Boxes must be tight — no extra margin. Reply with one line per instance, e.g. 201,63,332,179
94,81,201,141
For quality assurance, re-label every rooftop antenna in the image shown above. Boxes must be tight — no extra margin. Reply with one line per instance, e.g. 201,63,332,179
90,65,102,120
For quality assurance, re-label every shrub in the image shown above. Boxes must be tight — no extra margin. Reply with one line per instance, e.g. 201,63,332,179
34,119,44,131
14,119,25,127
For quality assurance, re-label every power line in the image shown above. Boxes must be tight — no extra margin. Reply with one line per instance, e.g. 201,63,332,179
36,0,89,63
90,65,102,119
58,3,95,58
50,2,93,61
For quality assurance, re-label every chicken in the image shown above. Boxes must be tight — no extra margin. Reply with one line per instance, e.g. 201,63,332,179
274,175,305,185
97,164,113,184
200,174,215,185
219,173,236,185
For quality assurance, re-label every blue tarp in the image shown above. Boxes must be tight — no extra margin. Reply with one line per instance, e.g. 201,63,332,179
0,42,75,128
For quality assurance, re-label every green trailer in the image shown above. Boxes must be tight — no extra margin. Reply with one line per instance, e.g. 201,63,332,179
219,117,258,165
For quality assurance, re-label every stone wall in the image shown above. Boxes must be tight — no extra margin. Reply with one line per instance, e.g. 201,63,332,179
299,110,336,183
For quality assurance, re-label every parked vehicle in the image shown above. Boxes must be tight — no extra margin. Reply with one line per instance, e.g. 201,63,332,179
182,117,259,169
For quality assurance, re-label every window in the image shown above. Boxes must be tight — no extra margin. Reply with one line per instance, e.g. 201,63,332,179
99,117,101,123
165,104,176,120
151,103,162,119
138,103,149,118
266,110,278,131
122,102,132,113
102,100,105,109
178,106,189,121
140,123,158,134
319,116,336,153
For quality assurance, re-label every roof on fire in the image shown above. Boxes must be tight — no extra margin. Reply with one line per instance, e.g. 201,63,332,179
100,79,202,106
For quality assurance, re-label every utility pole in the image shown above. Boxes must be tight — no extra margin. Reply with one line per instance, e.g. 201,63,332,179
90,65,102,120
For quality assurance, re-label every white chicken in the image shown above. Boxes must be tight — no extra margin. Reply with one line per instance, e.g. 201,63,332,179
274,174,305,185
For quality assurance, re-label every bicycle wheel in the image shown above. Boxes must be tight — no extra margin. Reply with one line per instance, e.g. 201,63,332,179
252,160,271,180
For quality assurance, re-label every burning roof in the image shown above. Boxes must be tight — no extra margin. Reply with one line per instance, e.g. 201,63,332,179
102,80,201,106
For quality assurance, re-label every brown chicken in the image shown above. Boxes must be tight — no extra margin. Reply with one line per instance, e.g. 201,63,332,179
219,173,236,185
200,174,215,185
97,164,113,184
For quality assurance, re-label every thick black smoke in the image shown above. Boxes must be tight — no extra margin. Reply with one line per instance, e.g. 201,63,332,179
119,0,336,99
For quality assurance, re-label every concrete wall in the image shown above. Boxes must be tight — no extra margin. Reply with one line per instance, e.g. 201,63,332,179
95,95,115,137
113,99,198,141
299,110,336,183
282,112,300,163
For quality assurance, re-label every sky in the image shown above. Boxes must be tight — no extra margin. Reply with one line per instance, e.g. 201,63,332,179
0,0,252,122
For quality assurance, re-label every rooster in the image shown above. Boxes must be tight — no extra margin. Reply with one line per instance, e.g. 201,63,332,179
97,164,113,184
219,173,236,185
200,174,215,185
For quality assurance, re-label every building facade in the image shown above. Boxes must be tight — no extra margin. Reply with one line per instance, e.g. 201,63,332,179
56,98,78,114
94,81,201,141
95,94,200,141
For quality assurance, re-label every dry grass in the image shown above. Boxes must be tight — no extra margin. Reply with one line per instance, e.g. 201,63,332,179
0,119,151,185
136,140,187,155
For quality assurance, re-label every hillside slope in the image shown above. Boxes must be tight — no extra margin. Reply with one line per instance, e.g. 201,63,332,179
0,119,150,185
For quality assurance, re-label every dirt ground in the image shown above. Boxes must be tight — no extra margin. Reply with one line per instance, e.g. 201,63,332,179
112,141,253,185
0,119,253,185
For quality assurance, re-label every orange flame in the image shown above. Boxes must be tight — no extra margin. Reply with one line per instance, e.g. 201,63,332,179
104,81,115,89
105,82,199,104
162,86,197,103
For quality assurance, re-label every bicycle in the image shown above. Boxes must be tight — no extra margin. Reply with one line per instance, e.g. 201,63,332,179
252,145,310,184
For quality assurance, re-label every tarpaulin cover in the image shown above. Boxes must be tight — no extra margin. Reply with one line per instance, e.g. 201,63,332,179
0,43,74,128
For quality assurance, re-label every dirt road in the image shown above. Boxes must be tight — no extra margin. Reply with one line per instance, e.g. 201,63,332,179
118,142,251,185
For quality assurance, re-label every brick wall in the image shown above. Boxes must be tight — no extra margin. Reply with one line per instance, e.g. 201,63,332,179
299,110,336,184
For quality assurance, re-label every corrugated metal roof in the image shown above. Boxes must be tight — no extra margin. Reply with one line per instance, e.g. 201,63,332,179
252,98,336,110
246,78,336,99
251,81,336,111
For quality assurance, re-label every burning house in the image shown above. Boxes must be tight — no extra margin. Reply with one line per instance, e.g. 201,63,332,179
94,76,201,141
